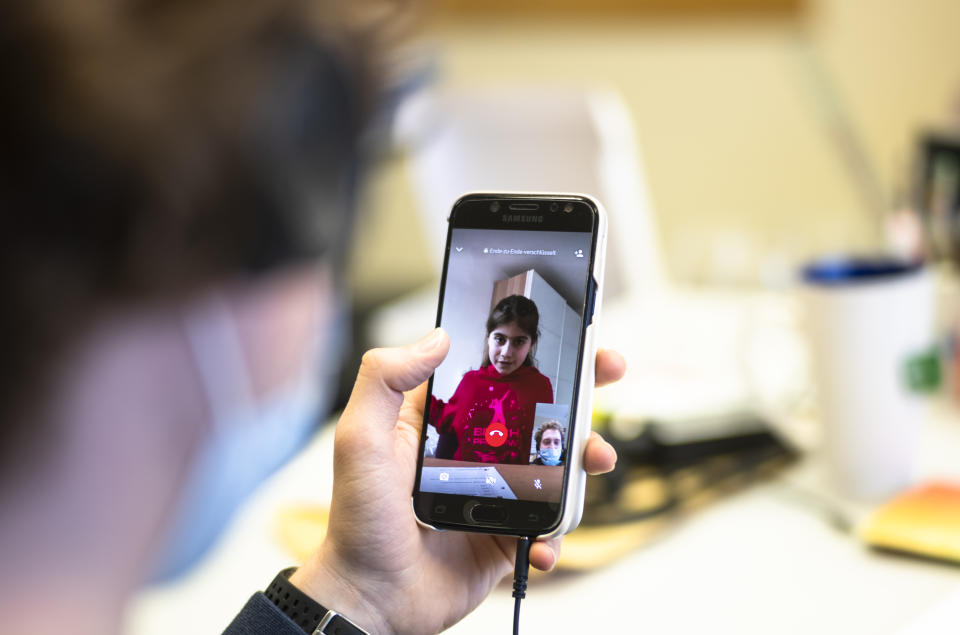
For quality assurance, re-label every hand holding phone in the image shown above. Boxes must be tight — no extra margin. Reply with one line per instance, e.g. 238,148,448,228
289,332,623,634
288,193,616,633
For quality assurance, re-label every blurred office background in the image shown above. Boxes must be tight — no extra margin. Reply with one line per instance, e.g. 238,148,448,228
350,0,960,303
128,1,960,633
344,0,960,429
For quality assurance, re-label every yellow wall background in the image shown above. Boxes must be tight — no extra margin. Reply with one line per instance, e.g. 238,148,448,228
349,0,960,303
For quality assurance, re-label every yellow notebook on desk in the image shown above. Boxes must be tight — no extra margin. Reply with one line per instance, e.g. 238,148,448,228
859,482,960,564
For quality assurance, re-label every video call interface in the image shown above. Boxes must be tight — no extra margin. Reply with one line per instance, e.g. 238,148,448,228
419,227,593,504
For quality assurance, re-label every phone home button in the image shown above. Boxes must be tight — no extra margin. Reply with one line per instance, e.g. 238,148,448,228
467,503,507,525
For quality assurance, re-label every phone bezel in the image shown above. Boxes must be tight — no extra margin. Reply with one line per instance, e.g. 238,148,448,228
412,192,601,537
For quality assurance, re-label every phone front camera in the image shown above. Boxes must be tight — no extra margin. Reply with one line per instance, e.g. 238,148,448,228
550,203,559,213
564,203,574,213
490,202,500,213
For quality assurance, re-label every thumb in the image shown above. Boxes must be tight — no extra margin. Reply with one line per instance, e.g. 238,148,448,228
340,328,449,434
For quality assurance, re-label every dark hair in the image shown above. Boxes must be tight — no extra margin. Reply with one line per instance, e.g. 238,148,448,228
0,0,398,462
534,420,565,450
480,294,540,368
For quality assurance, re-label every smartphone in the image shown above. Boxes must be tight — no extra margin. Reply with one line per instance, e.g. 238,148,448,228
413,192,607,538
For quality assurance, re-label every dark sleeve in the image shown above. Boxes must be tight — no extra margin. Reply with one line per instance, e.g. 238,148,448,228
427,395,446,429
223,592,305,635
432,373,471,434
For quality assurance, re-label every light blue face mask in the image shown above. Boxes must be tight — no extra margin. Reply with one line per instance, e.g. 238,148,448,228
149,295,338,583
538,447,562,466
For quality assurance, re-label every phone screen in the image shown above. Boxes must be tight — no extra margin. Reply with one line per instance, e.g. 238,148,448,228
417,222,595,516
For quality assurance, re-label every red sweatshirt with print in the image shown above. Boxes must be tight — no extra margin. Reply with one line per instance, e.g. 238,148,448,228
430,364,554,464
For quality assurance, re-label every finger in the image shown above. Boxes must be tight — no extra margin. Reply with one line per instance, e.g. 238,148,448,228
401,381,429,416
583,431,617,475
530,537,562,572
341,328,449,435
595,349,626,387
397,381,430,430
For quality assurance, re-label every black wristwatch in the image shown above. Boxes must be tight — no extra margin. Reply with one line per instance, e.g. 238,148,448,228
264,567,371,635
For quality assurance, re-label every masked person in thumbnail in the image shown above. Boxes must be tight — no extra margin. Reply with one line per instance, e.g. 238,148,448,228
532,420,566,466
431,295,554,464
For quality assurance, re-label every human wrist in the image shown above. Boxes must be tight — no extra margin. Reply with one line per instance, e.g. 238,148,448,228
288,546,390,635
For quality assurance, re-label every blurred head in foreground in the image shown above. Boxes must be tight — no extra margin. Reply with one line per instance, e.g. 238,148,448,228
0,0,394,629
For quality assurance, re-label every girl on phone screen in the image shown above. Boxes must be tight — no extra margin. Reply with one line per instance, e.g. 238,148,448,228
430,295,554,464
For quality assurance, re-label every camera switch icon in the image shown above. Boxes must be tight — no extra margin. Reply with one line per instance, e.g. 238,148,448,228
439,472,449,481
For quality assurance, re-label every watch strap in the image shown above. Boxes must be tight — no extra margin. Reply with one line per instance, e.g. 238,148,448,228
264,567,370,635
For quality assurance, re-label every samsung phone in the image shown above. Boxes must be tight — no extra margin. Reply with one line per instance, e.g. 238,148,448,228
412,192,607,538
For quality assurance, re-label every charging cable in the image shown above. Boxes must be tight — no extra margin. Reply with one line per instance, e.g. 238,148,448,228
512,536,533,635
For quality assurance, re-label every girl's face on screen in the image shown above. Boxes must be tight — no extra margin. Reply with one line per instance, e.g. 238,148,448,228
486,322,533,376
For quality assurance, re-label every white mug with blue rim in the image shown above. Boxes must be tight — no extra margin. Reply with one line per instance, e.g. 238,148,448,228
803,257,937,501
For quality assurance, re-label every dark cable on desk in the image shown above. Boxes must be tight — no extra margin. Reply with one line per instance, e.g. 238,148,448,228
512,536,532,635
